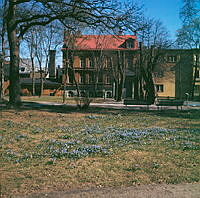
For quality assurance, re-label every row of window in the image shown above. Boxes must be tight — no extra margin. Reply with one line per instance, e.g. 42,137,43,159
79,57,111,69
167,54,200,63
167,56,177,63
68,73,111,84
77,54,200,68
79,56,178,67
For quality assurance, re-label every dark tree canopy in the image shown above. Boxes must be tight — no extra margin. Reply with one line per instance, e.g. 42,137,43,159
7,0,144,38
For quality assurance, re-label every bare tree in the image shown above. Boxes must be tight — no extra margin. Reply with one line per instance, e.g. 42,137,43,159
176,0,200,99
134,18,172,103
0,0,7,100
22,28,37,96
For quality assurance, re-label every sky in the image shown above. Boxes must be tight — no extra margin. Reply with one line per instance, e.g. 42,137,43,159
142,0,183,39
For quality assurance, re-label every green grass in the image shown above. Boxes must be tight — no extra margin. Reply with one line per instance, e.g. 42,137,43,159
0,107,200,197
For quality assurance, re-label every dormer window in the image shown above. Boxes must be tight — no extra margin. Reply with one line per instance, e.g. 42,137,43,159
126,40,134,48
119,38,135,49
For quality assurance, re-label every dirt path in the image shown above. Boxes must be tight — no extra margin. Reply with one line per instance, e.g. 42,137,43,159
15,183,200,198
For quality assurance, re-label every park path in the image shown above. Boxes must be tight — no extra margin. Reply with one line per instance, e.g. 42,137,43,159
16,183,200,198
21,100,200,111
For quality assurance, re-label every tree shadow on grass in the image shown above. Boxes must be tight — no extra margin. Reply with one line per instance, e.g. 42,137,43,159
152,109,200,120
0,101,200,119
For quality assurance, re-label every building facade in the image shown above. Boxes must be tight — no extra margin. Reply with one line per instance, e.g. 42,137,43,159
62,33,200,100
62,34,138,98
154,49,200,100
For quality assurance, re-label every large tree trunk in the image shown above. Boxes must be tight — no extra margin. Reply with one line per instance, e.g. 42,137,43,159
7,29,21,106
146,73,155,104
6,0,21,106
7,24,21,106
140,64,155,104
116,80,123,101
134,77,139,100
115,72,124,101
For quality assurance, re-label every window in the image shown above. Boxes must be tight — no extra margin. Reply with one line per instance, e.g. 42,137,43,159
80,57,86,68
104,57,111,69
106,75,111,84
80,73,85,84
195,69,200,79
194,85,200,96
127,40,134,48
68,69,74,83
86,58,93,68
20,67,25,72
194,54,200,63
89,74,94,83
167,56,177,63
104,57,108,68
154,71,164,78
156,84,164,92
125,39,135,48
98,74,103,83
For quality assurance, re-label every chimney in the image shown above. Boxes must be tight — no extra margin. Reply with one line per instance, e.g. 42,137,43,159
139,42,144,50
48,50,56,79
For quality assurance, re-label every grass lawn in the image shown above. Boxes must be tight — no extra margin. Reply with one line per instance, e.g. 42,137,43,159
0,105,200,197
21,96,110,104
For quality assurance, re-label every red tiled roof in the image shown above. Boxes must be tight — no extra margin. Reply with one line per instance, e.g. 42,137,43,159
65,35,138,50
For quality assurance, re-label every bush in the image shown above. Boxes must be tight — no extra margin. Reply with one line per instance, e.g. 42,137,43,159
74,97,93,110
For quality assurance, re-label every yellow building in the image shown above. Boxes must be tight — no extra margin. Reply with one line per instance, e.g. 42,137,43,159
153,49,200,100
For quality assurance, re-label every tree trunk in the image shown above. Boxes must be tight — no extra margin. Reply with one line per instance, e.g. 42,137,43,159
116,79,123,101
31,57,35,96
0,0,7,101
0,59,4,100
63,66,68,103
39,72,44,97
140,64,155,104
113,79,118,100
7,29,21,106
72,69,80,97
6,0,21,106
0,20,5,100
134,77,139,100
191,54,199,100
145,72,155,104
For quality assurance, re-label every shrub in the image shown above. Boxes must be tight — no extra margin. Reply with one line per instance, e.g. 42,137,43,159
74,97,93,110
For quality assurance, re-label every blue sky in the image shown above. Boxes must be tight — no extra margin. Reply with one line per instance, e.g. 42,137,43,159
142,0,183,39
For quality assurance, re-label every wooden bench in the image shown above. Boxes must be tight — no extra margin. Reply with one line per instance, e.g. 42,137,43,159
124,99,152,110
155,97,184,110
